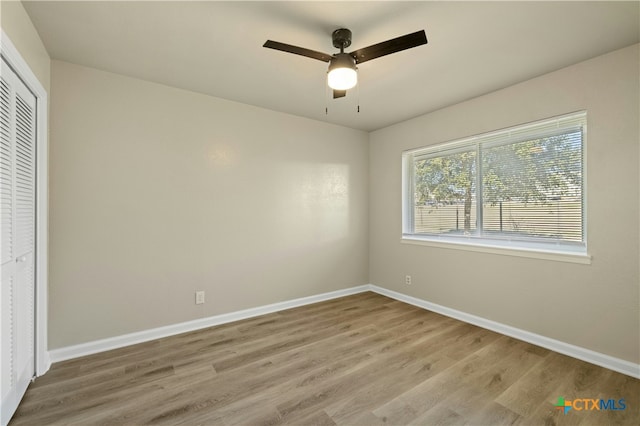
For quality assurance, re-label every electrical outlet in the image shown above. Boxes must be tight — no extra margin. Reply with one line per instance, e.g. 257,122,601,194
405,275,412,285
195,291,205,305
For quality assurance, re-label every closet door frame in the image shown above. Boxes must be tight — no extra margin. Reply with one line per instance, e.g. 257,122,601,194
1,30,49,377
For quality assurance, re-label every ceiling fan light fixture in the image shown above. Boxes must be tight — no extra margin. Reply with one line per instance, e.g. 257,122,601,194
327,53,357,90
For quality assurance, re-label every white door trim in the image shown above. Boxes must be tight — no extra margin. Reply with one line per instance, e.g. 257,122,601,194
0,30,50,376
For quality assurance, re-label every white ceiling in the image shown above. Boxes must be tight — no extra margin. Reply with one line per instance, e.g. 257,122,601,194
22,1,640,132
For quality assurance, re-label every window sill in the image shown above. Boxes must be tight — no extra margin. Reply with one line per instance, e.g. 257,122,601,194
401,236,592,265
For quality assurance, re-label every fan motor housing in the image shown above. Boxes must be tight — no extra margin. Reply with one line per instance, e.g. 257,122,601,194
332,28,352,50
328,53,356,72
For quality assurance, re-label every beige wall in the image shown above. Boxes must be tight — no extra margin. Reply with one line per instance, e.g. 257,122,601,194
49,60,369,348
1,0,50,92
370,44,640,364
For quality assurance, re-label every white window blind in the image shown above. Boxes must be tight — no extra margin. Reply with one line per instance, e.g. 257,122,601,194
403,111,586,255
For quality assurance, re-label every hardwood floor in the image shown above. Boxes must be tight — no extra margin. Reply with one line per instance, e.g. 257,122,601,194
10,292,639,425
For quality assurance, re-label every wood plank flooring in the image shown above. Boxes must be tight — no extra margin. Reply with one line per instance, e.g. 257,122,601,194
10,292,639,425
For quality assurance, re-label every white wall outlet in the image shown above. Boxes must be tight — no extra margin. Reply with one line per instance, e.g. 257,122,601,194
405,275,412,285
195,291,205,305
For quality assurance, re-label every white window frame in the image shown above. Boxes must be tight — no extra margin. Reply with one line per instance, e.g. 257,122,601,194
402,111,591,265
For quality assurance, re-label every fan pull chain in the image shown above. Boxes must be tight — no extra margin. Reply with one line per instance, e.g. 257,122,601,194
325,78,330,117
357,73,361,113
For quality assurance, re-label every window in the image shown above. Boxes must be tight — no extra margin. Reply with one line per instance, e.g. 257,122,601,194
402,111,587,260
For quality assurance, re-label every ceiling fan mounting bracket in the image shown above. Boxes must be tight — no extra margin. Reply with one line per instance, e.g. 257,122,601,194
332,28,352,51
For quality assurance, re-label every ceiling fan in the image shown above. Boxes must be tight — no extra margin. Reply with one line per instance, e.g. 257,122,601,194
263,28,428,99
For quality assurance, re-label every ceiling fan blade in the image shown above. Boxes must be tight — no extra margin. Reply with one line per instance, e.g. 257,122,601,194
349,30,427,64
263,40,332,62
333,90,347,99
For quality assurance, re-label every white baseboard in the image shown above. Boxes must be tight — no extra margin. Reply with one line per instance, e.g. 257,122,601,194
49,283,639,379
36,351,51,377
49,285,370,363
369,285,640,379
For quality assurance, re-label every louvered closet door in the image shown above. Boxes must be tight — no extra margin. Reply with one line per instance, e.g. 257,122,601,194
0,57,36,426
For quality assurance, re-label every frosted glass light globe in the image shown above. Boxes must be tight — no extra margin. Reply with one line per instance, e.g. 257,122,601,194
327,67,357,90
327,53,358,91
